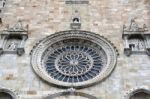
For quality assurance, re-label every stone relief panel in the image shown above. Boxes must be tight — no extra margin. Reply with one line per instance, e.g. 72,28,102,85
0,20,28,56
122,19,150,56
30,30,118,88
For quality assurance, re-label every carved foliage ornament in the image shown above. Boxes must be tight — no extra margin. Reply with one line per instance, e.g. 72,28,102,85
31,30,117,87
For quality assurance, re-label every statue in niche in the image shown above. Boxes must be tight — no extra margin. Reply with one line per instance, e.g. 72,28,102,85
0,0,6,8
123,19,150,56
128,35,145,52
129,40,144,51
0,20,28,56
5,39,20,51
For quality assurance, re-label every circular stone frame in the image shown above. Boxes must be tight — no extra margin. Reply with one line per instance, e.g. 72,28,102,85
30,30,117,88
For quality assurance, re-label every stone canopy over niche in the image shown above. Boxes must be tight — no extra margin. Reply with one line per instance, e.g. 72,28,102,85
122,19,150,56
30,30,118,88
0,20,28,56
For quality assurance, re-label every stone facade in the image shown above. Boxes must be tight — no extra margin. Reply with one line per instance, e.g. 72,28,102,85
0,0,150,99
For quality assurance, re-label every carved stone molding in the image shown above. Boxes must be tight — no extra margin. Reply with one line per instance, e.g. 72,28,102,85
124,86,150,99
30,30,118,88
0,20,28,56
0,0,6,23
43,88,98,99
123,19,150,56
0,87,19,99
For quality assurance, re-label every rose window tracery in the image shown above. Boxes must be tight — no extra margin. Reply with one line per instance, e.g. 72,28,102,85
31,30,117,87
43,41,107,83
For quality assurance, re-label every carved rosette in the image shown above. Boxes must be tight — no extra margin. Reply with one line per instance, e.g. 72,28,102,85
30,30,117,88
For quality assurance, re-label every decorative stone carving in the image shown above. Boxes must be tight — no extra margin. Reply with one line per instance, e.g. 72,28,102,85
43,88,98,99
123,19,150,56
0,20,28,56
70,11,81,30
124,86,150,99
0,0,6,23
0,0,6,9
30,30,118,88
0,87,19,99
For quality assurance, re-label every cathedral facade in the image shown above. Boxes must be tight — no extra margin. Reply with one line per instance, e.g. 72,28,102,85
0,0,150,99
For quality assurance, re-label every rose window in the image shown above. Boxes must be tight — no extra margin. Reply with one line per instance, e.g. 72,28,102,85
31,30,117,87
43,43,107,83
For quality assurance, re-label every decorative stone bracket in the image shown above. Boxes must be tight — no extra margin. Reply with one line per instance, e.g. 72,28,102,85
0,20,28,56
122,19,150,56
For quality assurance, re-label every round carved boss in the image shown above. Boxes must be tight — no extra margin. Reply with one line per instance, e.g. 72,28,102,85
31,30,117,87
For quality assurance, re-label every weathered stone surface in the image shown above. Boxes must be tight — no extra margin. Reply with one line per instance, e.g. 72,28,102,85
0,0,149,99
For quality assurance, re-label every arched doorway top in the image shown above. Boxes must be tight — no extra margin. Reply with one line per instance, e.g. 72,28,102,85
124,86,150,99
0,87,18,99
